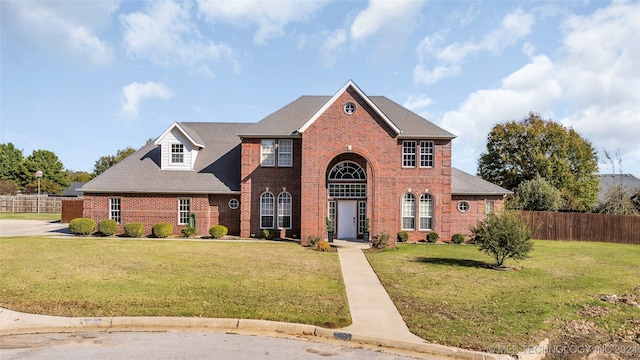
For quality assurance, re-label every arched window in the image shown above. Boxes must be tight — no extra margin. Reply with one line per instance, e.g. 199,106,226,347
260,192,274,229
419,193,434,230
277,192,292,229
402,193,416,230
329,161,366,181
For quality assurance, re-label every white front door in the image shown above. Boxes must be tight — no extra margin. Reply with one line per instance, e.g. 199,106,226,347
337,200,357,239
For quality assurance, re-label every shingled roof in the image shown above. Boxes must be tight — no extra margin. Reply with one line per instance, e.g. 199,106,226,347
451,168,512,196
80,122,249,194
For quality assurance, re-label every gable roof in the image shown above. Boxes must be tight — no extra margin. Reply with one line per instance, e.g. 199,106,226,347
80,122,249,194
238,82,455,139
451,168,512,196
597,174,640,202
154,121,206,148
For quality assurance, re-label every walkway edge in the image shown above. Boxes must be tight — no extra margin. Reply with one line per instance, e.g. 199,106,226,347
0,308,513,360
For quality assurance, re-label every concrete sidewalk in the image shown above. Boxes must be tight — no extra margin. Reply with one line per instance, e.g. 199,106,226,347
333,240,424,343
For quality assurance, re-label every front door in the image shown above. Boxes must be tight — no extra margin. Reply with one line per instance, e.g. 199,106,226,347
337,200,357,239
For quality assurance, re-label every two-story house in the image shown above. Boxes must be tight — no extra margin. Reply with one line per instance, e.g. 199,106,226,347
81,80,510,244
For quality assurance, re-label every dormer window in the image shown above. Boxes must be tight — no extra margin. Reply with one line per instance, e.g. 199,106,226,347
171,144,184,164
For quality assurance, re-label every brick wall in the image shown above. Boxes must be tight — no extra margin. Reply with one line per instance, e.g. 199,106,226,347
83,193,240,237
449,195,506,241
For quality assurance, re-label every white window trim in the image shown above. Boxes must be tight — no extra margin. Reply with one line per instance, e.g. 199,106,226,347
419,193,434,231
178,198,190,225
402,141,416,168
277,192,292,229
109,198,121,224
260,139,275,167
420,141,434,168
457,201,469,213
260,192,275,229
171,143,184,164
228,198,239,209
401,193,416,230
277,139,293,167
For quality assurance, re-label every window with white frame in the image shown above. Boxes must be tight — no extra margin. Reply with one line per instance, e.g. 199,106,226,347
419,194,434,230
277,192,292,229
260,140,275,167
178,198,190,225
457,201,469,213
171,144,184,164
228,198,239,209
420,141,434,167
260,192,275,228
402,141,416,167
109,198,121,224
278,139,293,167
486,200,495,214
402,193,416,230
358,201,367,234
328,200,336,230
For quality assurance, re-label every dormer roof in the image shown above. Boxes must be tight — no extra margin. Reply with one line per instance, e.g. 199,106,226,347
154,121,206,148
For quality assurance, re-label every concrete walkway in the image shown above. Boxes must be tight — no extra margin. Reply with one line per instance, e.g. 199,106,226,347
333,239,424,343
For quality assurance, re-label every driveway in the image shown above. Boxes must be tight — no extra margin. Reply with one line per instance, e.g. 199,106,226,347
0,220,71,237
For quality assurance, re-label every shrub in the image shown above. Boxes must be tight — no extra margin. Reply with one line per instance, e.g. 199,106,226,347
123,222,145,238
372,231,390,249
451,233,465,244
470,211,533,267
397,231,409,242
209,225,228,239
152,222,173,238
508,175,562,211
69,218,96,236
307,235,321,247
317,241,331,251
182,226,196,237
427,232,439,243
262,229,276,240
98,219,118,236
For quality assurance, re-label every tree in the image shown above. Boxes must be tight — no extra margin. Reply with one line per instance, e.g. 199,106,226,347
0,179,18,195
508,175,562,211
595,150,639,216
70,171,93,182
21,150,71,194
470,211,533,267
0,143,28,188
478,112,599,211
93,147,136,176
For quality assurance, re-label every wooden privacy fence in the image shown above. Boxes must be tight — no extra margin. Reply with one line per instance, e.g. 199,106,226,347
520,211,640,245
0,195,80,214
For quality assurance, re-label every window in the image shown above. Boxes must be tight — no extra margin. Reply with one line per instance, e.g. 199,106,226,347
344,102,356,115
402,193,416,230
109,198,121,224
419,194,434,230
260,140,275,167
420,141,434,167
486,200,495,214
328,184,367,198
278,139,293,167
328,200,336,230
277,192,292,229
402,141,416,167
178,198,190,225
457,201,469,213
329,162,366,180
228,198,239,209
358,201,367,234
260,192,275,228
171,144,184,164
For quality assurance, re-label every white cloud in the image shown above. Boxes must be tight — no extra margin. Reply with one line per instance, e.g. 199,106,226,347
320,29,347,67
197,0,326,45
121,1,236,76
121,81,174,119
414,8,536,85
1,1,117,66
350,0,425,41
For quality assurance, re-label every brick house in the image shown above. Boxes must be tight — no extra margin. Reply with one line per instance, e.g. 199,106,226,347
81,80,510,244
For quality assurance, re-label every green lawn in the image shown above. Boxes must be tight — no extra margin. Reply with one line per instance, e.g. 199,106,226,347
0,213,61,221
366,241,640,351
0,238,350,328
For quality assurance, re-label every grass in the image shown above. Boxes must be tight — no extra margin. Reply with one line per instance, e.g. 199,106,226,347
366,241,640,351
0,213,61,221
0,237,350,328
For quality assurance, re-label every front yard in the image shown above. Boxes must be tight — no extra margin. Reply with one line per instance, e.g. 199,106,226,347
0,237,350,328
366,241,640,354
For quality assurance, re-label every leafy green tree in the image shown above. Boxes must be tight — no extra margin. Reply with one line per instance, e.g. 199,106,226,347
478,112,599,211
470,211,533,267
70,171,93,182
21,150,70,194
93,147,136,176
508,175,562,211
0,179,18,195
0,143,28,188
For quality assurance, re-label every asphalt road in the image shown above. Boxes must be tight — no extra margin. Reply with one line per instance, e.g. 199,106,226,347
0,220,70,237
0,331,431,360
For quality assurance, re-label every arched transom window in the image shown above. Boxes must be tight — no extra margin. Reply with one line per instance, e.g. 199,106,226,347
328,161,366,198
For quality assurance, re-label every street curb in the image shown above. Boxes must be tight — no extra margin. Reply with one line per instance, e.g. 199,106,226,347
0,308,513,360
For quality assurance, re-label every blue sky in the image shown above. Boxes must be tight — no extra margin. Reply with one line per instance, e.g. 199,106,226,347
2,0,638,177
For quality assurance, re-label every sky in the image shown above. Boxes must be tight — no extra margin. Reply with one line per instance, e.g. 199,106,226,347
1,0,639,178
